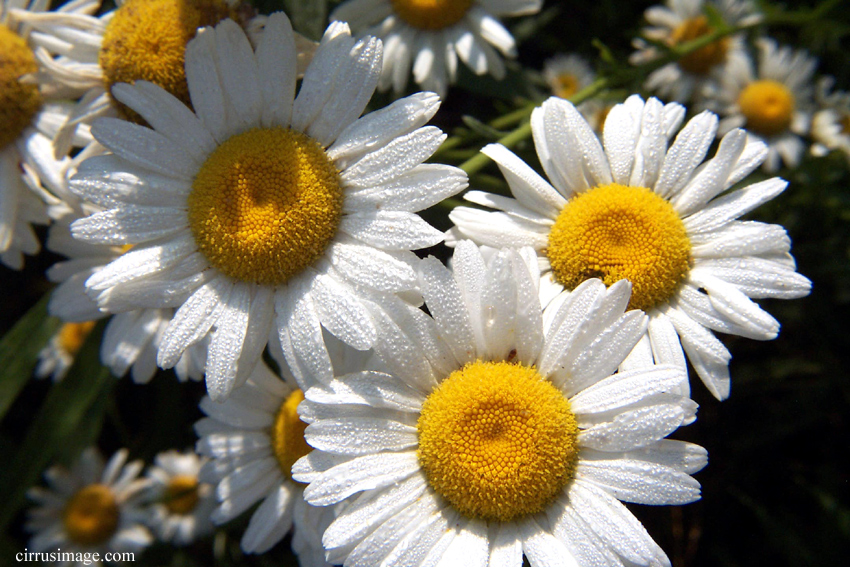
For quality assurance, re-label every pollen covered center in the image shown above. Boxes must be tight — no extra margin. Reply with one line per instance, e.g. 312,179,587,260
99,0,235,109
670,15,730,75
417,361,578,523
0,24,42,149
271,389,312,480
188,127,343,285
738,79,795,137
63,484,120,546
164,475,200,515
58,321,97,356
391,0,474,30
547,183,691,311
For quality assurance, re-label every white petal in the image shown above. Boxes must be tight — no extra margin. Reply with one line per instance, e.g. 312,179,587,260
255,12,297,128
302,452,420,506
482,143,566,218
577,458,701,505
340,210,444,250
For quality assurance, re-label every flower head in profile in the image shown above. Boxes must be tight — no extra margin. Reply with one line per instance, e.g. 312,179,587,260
811,77,850,165
144,450,216,546
195,343,371,557
704,38,817,172
630,0,761,104
294,242,704,566
26,447,153,560
450,95,811,400
69,12,467,400
331,0,542,97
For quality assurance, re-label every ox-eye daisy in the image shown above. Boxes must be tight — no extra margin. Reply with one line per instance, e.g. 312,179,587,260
0,0,97,269
704,38,817,172
331,0,542,97
811,77,850,165
144,450,216,546
294,242,703,566
630,0,761,105
449,96,811,400
69,13,467,400
26,447,153,562
195,341,369,559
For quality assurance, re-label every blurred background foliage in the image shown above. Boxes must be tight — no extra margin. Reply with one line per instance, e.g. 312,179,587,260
1,0,849,565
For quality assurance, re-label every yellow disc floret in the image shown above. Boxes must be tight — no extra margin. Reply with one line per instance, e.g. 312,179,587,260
271,389,312,480
0,24,42,150
737,79,795,137
554,73,581,99
418,361,578,523
670,15,730,75
63,484,120,546
164,475,200,515
547,183,691,312
390,0,474,30
188,127,343,285
99,0,235,108
57,321,97,356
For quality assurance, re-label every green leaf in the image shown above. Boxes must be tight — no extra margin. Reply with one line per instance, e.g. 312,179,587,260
282,0,327,41
0,322,114,532
0,292,61,421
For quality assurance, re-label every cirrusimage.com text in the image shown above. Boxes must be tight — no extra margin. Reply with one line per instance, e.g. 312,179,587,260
16,549,135,564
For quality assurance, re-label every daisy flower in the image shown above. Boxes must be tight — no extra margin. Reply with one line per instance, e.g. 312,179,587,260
449,95,812,400
810,77,850,164
630,0,760,105
144,450,216,546
331,0,543,97
68,12,466,400
195,343,366,558
26,447,153,562
543,53,595,101
704,38,817,172
35,320,97,381
0,0,97,269
294,242,704,566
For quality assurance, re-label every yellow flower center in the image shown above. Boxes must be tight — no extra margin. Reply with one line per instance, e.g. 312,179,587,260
417,361,578,523
554,73,581,99
669,15,730,75
547,183,692,312
62,484,120,546
390,0,474,30
737,79,795,137
0,24,42,150
99,0,235,111
187,127,342,285
57,321,97,356
164,475,200,515
271,389,312,480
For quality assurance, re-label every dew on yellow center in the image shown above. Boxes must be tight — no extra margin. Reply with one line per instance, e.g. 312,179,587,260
99,0,235,110
63,484,120,546
57,321,97,356
669,15,730,75
391,0,474,30
271,389,312,480
0,24,42,149
417,361,578,523
187,127,342,285
164,475,200,515
737,79,795,137
547,183,691,312
554,73,581,99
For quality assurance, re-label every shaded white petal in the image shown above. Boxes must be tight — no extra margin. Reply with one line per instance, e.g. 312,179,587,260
302,452,420,506
255,12,297,128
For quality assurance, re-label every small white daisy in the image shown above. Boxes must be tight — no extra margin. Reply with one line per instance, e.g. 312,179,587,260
630,0,761,105
44,212,204,383
0,0,96,269
449,95,812,400
810,77,850,164
68,13,467,400
35,320,97,381
704,37,817,172
331,0,542,97
144,449,216,546
26,447,153,563
294,242,703,566
195,345,363,558
543,54,595,101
